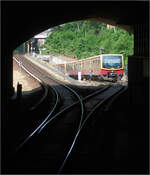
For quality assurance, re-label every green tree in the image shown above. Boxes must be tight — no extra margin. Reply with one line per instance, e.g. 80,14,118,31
41,20,133,63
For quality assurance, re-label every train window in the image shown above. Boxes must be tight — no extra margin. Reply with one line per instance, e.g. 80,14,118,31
74,63,81,71
74,64,77,71
66,64,73,72
102,55,122,69
60,65,65,73
93,60,99,69
66,65,70,71
83,62,90,70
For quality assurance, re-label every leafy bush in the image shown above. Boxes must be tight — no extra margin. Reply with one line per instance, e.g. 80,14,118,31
42,21,133,64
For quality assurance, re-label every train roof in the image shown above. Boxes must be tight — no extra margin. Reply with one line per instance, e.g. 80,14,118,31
62,54,123,65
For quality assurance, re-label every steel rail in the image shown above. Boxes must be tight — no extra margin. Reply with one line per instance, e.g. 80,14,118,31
16,83,84,151
13,56,42,83
22,54,84,126
16,86,59,151
16,83,109,152
38,85,110,133
14,55,108,160
14,56,51,111
15,55,123,174
14,56,59,113
14,55,127,174
14,55,84,152
29,83,49,111
57,85,125,174
14,56,60,151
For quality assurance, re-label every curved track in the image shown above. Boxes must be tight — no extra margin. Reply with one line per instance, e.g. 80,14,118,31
14,55,84,151
12,54,127,174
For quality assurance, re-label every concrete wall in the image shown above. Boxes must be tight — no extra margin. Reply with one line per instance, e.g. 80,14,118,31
128,56,149,105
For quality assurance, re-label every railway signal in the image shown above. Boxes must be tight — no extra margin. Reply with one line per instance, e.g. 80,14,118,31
100,47,104,54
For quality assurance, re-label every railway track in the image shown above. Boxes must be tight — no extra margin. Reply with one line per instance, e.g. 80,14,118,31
58,85,127,173
13,57,56,145
13,54,83,147
11,54,127,174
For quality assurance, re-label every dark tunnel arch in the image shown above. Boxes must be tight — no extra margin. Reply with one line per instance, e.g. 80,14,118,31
3,0,149,99
2,1,149,174
6,1,147,51
14,17,133,52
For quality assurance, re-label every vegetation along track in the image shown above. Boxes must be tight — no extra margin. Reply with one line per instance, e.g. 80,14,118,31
13,54,126,174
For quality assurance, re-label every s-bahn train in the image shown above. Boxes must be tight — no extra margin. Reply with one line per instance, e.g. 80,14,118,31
54,54,124,81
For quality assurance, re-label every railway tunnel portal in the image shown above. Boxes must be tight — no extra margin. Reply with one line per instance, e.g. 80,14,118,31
2,1,149,173
3,1,149,100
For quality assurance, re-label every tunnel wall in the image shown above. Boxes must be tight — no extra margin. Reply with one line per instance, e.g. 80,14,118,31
128,22,149,105
128,56,149,105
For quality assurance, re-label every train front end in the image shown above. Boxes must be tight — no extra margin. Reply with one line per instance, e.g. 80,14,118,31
100,54,124,81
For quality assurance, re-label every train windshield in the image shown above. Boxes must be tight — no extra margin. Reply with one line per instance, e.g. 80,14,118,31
102,55,122,69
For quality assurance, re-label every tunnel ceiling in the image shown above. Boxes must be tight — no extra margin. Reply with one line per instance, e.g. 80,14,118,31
3,1,149,50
